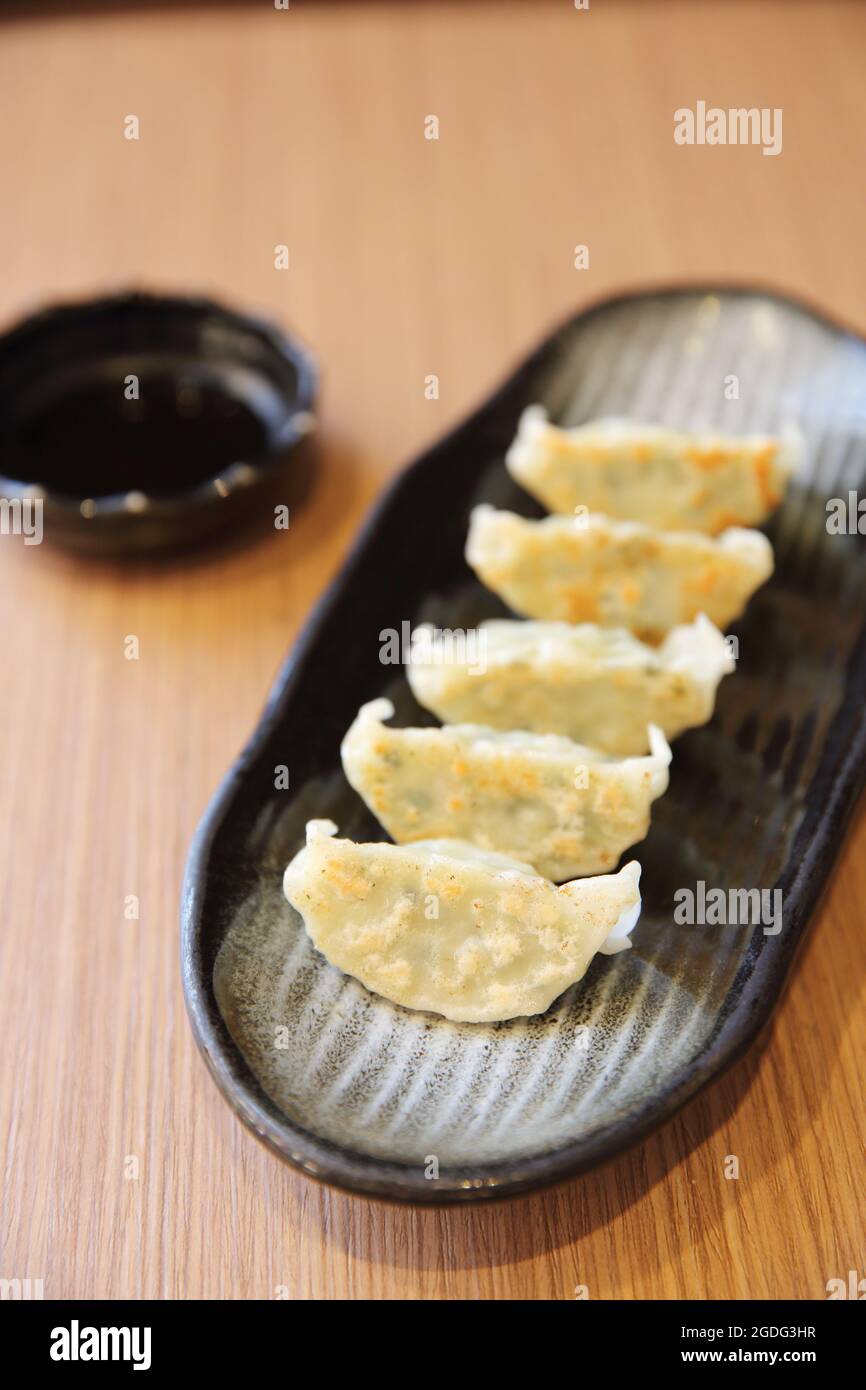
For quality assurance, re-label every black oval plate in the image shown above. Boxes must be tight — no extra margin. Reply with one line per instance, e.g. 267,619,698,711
182,286,866,1203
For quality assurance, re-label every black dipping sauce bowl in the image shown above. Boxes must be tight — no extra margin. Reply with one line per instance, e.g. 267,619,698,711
0,292,317,556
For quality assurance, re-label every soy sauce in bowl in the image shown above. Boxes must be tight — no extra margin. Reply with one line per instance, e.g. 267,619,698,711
0,292,316,555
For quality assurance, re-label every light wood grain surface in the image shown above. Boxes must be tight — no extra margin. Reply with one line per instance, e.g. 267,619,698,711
1,0,864,1301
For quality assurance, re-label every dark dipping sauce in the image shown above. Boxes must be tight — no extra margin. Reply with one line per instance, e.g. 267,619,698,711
0,293,316,554
1,363,277,499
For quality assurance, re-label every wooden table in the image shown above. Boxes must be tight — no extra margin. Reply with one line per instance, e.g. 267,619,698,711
2,0,864,1301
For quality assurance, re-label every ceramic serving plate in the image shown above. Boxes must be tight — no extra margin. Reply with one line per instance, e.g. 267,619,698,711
182,286,866,1203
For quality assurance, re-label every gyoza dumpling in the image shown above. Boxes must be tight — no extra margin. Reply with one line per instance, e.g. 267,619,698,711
407,614,734,756
506,407,798,533
466,505,772,642
283,819,641,1022
341,698,671,881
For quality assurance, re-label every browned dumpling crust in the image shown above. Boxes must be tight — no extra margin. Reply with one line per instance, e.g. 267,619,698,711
506,408,798,534
341,698,671,881
283,820,641,1022
466,505,773,643
407,614,735,756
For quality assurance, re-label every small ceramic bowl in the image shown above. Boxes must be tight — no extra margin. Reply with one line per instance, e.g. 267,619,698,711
0,291,317,556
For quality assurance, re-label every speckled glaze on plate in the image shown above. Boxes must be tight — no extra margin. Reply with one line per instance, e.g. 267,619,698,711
182,286,866,1203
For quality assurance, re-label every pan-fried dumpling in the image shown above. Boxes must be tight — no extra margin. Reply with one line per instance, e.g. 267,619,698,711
466,505,773,642
407,613,734,755
341,698,671,881
283,819,642,1022
506,407,798,533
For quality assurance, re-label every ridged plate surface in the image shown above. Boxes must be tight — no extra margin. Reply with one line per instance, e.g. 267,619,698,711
182,287,866,1201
